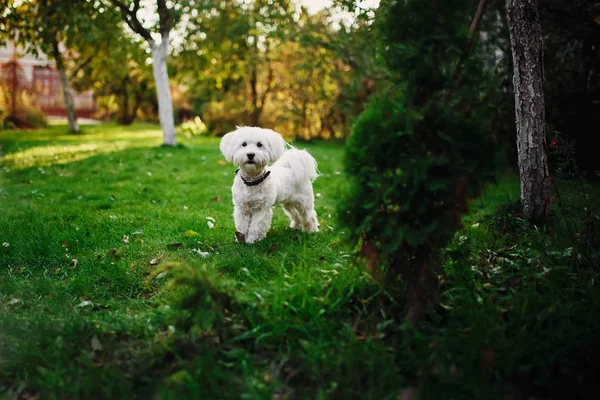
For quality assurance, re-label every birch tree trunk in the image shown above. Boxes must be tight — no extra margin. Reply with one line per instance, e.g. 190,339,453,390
150,36,176,147
52,41,79,133
506,0,549,223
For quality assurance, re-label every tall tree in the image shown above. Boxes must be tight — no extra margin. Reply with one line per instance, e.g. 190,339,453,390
506,0,549,222
339,0,498,323
108,0,188,146
3,0,117,133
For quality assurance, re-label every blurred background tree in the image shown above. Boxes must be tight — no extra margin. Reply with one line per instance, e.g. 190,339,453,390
339,0,499,322
72,28,155,125
170,0,378,139
2,0,120,133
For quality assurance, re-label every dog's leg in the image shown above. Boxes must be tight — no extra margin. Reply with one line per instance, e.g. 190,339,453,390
245,208,273,243
298,207,319,232
282,203,301,229
234,206,251,242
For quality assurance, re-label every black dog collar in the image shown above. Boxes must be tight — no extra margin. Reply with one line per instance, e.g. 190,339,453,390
235,169,271,186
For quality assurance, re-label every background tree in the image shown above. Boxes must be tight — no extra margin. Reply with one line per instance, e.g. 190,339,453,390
72,29,154,125
107,0,193,146
172,0,377,138
339,0,498,323
506,0,549,222
3,0,119,133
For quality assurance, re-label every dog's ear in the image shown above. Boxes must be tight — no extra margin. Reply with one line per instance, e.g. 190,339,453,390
265,129,286,162
219,130,237,162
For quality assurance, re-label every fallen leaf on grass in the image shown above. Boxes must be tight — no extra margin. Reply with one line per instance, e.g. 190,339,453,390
122,235,129,244
217,160,227,165
91,335,103,352
191,249,209,258
211,196,221,202
69,259,79,268
149,257,159,265
156,271,168,279
7,298,22,306
207,221,215,229
267,243,278,254
184,230,200,237
76,300,93,308
167,242,184,249
106,248,121,259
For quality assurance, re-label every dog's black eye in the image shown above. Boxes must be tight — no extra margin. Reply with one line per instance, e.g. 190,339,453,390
257,142,262,148
242,142,247,147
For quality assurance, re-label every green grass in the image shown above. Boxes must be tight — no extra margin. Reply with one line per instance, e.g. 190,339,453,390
1,123,600,399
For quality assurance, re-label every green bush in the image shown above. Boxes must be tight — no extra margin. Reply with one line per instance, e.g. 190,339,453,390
0,84,47,129
339,0,499,320
178,116,209,138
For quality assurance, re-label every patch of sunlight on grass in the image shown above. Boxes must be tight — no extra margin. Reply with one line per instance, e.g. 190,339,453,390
0,124,165,169
1,141,142,169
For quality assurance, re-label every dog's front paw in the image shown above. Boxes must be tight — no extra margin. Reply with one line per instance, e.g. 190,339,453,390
235,231,247,243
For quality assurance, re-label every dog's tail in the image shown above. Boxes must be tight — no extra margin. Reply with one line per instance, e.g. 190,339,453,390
273,148,319,181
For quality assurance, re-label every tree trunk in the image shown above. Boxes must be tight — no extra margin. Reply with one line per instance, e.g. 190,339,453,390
52,41,79,133
118,76,135,125
150,37,176,146
401,246,438,325
506,0,549,222
249,65,259,126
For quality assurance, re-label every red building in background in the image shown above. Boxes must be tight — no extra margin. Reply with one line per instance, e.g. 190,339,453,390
0,41,96,119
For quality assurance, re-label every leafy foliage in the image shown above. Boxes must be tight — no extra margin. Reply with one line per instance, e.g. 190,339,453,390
0,82,47,129
340,0,499,308
172,0,377,138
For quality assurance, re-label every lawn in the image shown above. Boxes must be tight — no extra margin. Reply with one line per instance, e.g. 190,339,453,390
1,123,600,399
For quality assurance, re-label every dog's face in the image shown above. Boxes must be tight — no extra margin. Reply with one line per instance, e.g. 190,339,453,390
219,127,286,175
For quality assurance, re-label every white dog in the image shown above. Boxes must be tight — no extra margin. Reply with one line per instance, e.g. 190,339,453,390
219,126,320,243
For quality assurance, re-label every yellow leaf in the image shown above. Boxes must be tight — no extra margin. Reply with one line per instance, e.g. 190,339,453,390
184,230,199,237
217,160,227,165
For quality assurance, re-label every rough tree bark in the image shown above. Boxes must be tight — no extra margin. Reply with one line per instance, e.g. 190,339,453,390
52,41,80,133
506,0,549,223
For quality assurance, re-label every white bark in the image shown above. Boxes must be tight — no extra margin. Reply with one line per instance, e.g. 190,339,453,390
506,0,549,222
150,35,176,147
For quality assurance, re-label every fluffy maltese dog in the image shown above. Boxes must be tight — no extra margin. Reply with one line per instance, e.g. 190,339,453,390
219,126,320,243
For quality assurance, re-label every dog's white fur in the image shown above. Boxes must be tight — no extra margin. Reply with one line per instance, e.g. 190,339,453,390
220,126,319,243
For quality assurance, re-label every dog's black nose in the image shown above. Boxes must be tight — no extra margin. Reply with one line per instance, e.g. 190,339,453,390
247,153,255,160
